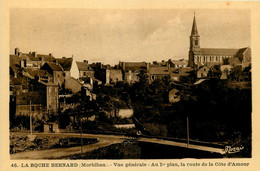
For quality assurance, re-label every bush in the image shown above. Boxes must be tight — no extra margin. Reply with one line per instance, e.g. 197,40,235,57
143,123,168,137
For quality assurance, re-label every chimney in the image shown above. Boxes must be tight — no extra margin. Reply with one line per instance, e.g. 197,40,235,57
49,53,52,57
32,51,37,57
122,62,125,71
146,62,150,70
83,60,88,64
14,47,19,55
53,59,58,65
20,59,26,68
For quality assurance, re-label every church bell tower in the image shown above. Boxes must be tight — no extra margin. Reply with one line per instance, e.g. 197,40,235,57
188,13,201,67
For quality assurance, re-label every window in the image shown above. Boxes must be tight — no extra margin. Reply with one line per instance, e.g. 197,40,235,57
57,74,59,78
204,56,206,62
195,39,198,45
197,56,199,62
63,73,66,77
83,72,86,76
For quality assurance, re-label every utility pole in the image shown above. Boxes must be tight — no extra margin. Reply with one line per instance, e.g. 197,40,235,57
187,116,189,148
30,101,32,135
80,115,83,155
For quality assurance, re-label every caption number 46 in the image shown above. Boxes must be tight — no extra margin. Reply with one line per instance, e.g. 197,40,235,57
11,163,18,167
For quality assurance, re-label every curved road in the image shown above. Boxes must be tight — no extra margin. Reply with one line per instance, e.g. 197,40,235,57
10,133,225,159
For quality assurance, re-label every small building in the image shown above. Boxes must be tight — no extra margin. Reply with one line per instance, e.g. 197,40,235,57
116,109,134,118
44,122,59,133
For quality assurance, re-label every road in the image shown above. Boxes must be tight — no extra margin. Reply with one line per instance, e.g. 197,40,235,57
11,133,126,159
10,133,225,159
139,137,225,154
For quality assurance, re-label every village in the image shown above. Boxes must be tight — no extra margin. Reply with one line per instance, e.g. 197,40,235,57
9,14,252,159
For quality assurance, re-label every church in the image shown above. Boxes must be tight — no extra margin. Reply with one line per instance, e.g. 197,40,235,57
188,14,251,69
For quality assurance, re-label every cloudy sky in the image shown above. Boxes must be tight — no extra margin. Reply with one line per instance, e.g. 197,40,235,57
10,9,250,66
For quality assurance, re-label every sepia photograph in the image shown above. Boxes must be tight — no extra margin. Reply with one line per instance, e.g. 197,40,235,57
7,8,253,160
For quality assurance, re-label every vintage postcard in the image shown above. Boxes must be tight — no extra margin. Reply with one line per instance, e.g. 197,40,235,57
1,0,260,170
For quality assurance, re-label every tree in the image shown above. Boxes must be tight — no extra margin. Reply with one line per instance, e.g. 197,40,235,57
229,65,242,81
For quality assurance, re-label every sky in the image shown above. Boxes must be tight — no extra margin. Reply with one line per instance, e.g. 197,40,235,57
10,9,250,77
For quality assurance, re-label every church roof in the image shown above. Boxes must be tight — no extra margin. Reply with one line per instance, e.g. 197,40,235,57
200,48,239,56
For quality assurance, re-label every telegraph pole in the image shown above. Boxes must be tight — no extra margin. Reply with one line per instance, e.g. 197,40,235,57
80,115,83,155
30,101,32,135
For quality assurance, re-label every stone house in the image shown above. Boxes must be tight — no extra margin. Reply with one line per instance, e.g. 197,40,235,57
105,68,123,84
40,62,64,87
148,66,170,82
170,59,188,68
57,57,73,87
76,60,95,78
15,81,59,116
22,68,52,83
119,62,149,84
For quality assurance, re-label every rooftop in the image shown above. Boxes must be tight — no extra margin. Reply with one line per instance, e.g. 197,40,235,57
76,61,94,71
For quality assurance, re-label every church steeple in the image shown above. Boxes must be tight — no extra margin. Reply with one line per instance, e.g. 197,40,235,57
191,13,199,36
190,12,200,51
188,12,201,68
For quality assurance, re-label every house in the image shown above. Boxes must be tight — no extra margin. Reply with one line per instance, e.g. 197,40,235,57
148,66,170,82
169,67,194,82
105,68,123,84
40,62,64,87
15,91,43,116
57,57,73,86
22,68,52,83
119,61,149,84
76,60,95,78
170,59,188,68
14,80,59,116
38,81,59,113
